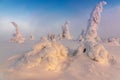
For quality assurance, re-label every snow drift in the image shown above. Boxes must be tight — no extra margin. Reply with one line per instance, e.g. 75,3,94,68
9,36,68,72
1,1,119,80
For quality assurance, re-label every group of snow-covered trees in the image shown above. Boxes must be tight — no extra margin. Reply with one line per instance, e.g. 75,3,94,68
8,1,116,72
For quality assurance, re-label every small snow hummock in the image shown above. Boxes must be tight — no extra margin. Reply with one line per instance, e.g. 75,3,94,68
107,37,120,46
9,36,68,72
10,22,25,43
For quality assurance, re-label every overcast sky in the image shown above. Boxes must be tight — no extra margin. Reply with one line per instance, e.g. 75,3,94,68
0,0,120,41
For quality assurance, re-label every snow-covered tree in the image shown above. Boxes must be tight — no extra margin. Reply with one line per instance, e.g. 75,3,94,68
61,21,72,40
47,33,56,41
10,22,25,43
77,1,114,64
85,1,107,42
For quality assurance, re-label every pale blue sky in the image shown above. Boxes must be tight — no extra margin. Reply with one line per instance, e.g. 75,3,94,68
0,0,120,41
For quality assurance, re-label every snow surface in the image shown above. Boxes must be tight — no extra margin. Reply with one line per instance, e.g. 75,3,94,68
0,1,120,80
0,40,120,80
8,37,68,72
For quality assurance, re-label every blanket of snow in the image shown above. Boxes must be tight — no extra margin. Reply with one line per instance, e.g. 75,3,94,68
0,40,120,80
0,1,120,80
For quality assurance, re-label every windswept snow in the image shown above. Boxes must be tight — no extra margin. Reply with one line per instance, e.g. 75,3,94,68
2,41,120,80
8,37,68,72
0,1,120,80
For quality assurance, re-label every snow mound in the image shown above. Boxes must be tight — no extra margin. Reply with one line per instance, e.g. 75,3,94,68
9,37,68,72
79,40,109,64
107,37,120,46
78,40,116,64
10,22,25,43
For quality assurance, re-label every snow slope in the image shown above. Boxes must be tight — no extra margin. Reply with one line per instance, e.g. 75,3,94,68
0,40,120,80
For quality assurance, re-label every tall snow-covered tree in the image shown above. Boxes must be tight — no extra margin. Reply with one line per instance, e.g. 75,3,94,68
62,21,72,40
10,22,25,43
77,1,115,64
85,1,107,41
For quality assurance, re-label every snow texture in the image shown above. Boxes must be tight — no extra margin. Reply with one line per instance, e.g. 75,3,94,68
10,22,25,43
9,37,68,72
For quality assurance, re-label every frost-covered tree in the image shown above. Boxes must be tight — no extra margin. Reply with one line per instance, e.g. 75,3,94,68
85,1,107,41
61,21,72,40
78,29,85,42
10,22,25,43
47,33,56,41
77,1,115,64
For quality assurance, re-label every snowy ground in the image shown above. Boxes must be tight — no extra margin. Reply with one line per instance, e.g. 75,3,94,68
0,1,120,79
0,40,120,80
